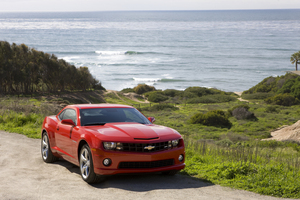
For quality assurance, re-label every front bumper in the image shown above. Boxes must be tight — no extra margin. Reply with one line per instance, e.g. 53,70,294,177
91,146,185,175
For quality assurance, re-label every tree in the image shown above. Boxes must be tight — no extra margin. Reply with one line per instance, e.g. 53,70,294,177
291,51,300,71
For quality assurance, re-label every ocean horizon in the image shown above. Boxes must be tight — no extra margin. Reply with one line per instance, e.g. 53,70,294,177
1,9,300,92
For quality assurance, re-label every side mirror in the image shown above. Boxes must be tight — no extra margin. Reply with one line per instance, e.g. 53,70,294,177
148,117,156,123
61,119,76,126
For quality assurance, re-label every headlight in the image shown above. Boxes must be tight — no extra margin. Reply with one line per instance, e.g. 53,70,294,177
172,139,179,147
103,142,116,150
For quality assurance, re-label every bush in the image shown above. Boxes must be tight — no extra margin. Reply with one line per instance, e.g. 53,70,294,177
148,104,179,111
265,93,299,106
241,93,274,100
182,91,198,99
147,92,169,102
228,104,256,120
265,106,279,113
163,89,183,97
133,84,156,94
121,88,135,93
228,104,250,115
232,107,257,120
184,87,219,97
187,95,236,104
190,110,232,128
244,73,298,94
278,76,300,99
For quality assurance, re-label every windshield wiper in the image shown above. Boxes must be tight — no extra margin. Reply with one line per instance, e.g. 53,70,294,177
84,122,106,126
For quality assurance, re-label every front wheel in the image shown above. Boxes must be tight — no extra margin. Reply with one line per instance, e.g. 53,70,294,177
80,144,100,184
41,132,58,163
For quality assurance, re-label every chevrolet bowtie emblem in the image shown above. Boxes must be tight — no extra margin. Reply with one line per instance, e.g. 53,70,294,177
144,145,155,150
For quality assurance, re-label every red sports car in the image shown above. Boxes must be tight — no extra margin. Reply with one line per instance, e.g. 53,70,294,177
41,104,185,183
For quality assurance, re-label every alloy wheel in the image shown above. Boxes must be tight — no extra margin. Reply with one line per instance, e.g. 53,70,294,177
80,148,91,179
42,134,49,160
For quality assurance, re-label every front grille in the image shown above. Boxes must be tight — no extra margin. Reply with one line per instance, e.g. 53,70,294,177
122,141,170,153
118,159,174,169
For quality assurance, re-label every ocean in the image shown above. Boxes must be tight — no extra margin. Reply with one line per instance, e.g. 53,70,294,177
0,10,300,92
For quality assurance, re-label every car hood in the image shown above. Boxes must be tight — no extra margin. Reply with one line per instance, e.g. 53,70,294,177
83,123,181,142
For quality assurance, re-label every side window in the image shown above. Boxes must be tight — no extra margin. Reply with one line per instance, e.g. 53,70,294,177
60,109,77,125
58,110,65,121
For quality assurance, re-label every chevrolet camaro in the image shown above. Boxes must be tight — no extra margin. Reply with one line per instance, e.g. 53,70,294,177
41,104,185,183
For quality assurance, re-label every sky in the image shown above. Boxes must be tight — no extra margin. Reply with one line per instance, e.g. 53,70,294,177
1,0,300,12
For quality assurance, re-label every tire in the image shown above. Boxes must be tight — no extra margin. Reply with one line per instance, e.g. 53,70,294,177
41,132,58,163
162,170,179,176
79,144,101,184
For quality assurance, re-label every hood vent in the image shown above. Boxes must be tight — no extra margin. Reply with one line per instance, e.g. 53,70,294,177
134,137,159,140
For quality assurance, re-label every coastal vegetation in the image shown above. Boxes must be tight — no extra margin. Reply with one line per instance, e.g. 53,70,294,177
0,44,300,198
0,41,105,96
243,73,300,106
1,83,299,198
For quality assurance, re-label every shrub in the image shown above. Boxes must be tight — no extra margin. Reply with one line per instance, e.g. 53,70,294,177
187,97,217,104
265,106,279,113
182,91,198,99
228,104,250,115
121,88,135,93
241,93,274,100
187,95,236,104
265,93,299,106
147,92,169,102
190,110,232,128
148,104,179,111
133,84,156,94
278,76,300,99
244,73,298,94
184,87,219,97
232,107,257,120
163,89,183,97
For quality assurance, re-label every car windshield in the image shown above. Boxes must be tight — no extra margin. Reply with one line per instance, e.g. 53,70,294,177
80,108,151,126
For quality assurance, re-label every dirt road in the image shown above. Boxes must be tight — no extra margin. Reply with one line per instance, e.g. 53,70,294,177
0,131,295,200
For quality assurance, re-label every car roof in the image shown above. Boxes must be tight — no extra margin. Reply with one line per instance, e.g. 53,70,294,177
69,104,134,109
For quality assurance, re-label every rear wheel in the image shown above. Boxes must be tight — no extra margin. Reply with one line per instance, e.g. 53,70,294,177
80,144,101,184
41,132,58,163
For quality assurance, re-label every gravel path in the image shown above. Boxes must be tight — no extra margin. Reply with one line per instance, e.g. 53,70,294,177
0,131,296,200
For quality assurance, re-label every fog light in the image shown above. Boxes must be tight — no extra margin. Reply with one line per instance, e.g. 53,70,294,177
178,154,184,162
103,158,112,166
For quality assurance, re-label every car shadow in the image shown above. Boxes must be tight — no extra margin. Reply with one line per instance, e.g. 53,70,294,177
92,173,213,192
53,159,214,192
54,159,81,174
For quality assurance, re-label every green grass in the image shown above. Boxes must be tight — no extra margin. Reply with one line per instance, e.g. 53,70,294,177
0,110,43,138
182,139,300,198
1,92,300,198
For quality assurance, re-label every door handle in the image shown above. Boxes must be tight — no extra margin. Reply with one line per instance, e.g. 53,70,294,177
57,126,59,131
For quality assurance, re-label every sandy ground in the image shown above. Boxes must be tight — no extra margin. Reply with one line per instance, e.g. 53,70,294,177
234,92,249,102
263,120,300,141
0,131,297,200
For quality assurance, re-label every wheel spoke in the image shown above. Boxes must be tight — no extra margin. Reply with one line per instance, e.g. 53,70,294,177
81,165,87,175
43,140,48,147
85,166,89,176
42,149,47,156
81,154,87,163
